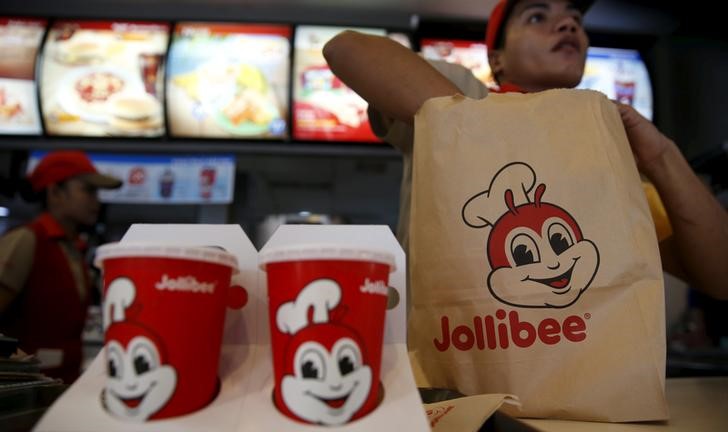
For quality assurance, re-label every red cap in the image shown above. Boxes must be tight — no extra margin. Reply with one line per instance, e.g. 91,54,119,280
28,151,122,192
486,0,594,49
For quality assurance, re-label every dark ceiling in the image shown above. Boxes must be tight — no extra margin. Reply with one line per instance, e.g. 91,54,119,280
0,0,724,41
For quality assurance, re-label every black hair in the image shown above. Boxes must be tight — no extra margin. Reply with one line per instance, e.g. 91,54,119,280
10,178,68,210
493,22,509,50
493,0,519,50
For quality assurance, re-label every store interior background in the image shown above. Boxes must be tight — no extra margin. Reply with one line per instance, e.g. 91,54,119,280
1,0,727,373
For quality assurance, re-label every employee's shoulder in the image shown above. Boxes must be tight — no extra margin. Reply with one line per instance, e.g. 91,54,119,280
0,226,36,248
424,59,487,97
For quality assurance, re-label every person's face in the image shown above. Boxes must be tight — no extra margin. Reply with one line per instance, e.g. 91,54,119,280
489,0,589,91
50,177,101,226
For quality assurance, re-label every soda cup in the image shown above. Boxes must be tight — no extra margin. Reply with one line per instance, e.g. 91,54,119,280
260,244,395,426
159,169,174,198
200,166,216,200
95,243,247,422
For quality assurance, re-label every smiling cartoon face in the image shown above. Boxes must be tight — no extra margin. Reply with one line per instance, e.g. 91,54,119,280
104,328,177,422
280,325,372,426
486,187,600,308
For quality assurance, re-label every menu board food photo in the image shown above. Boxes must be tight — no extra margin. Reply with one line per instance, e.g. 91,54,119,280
94,154,236,204
40,20,169,137
167,23,291,139
0,17,46,135
577,47,654,120
293,25,385,143
420,38,496,89
27,151,236,204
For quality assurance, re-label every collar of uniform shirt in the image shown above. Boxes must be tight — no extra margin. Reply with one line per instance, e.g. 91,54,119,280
36,212,88,252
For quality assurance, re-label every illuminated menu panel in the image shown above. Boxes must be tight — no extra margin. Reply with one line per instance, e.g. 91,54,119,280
420,38,496,89
577,47,653,120
28,151,236,204
167,23,291,139
0,18,46,135
293,25,386,143
40,20,169,137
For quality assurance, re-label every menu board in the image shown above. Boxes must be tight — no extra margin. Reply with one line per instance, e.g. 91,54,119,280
40,20,169,137
420,38,497,89
28,151,236,204
0,18,46,135
293,25,385,142
577,47,653,120
167,23,291,139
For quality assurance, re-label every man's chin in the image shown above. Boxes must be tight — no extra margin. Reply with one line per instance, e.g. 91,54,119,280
544,67,584,89
554,76,582,89
77,217,98,227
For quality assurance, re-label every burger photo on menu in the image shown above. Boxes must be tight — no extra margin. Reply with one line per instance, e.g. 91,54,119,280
40,20,169,137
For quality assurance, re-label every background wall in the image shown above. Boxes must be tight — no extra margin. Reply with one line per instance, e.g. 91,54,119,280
652,36,728,161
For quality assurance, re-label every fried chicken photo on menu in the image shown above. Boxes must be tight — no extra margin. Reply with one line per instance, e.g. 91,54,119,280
0,87,23,119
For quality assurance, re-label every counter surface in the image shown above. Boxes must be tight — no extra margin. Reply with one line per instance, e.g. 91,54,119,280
520,377,727,431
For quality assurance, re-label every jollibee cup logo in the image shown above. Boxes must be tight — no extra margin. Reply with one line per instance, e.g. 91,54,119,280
97,244,244,422
103,278,177,421
276,279,372,426
263,246,393,425
462,162,600,308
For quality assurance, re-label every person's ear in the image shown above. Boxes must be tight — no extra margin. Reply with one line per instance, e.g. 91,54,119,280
488,49,504,80
47,183,60,197
46,183,65,205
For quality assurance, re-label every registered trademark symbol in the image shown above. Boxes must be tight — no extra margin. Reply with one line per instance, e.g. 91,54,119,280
584,313,591,319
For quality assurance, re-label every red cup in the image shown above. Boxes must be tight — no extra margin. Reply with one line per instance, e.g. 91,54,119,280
615,79,636,106
200,167,216,200
260,244,396,426
94,243,247,422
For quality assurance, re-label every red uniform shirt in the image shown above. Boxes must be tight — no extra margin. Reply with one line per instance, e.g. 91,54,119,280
0,212,90,383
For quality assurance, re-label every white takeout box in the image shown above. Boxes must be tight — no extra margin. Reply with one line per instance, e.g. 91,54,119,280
34,224,428,432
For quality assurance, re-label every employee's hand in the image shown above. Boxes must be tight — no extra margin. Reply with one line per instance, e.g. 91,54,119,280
616,102,728,301
614,102,673,176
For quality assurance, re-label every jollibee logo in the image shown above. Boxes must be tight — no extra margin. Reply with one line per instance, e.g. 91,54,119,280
276,279,372,426
433,163,600,352
462,162,600,309
155,274,216,294
427,405,455,428
102,278,177,422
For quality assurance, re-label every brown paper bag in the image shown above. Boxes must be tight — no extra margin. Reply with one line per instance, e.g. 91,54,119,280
409,90,669,422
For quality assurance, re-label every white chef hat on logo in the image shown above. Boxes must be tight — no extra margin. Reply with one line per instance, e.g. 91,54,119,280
102,277,136,330
276,279,342,335
462,161,537,228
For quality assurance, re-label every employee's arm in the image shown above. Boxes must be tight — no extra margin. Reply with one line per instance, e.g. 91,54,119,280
650,145,728,300
323,30,459,125
617,103,728,299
